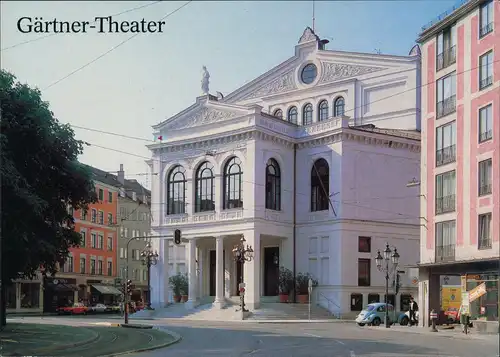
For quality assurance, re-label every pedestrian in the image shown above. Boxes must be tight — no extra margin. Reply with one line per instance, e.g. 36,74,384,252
409,296,418,326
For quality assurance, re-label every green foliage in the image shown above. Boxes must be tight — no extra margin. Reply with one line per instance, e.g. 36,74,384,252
278,266,294,294
295,272,318,295
0,69,97,284
168,273,188,296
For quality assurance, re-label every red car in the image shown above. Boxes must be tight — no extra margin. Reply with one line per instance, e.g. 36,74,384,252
57,303,88,315
444,307,460,323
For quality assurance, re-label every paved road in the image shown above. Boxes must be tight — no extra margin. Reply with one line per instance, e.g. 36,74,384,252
9,317,499,357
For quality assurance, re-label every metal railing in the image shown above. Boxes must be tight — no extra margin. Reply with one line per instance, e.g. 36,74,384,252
435,244,456,262
421,0,471,32
437,46,456,71
436,145,456,166
479,22,493,38
437,95,456,119
479,130,492,142
480,76,493,90
478,237,492,250
436,194,456,214
479,184,492,196
318,292,341,319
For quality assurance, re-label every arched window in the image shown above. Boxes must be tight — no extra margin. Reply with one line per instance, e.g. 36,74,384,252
318,100,329,121
195,161,215,212
334,97,345,117
265,159,281,211
273,109,283,119
223,156,243,209
311,158,329,212
287,106,298,124
302,103,313,125
167,165,186,215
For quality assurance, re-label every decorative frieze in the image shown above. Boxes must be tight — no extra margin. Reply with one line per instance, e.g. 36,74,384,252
319,62,386,84
163,210,244,226
241,71,298,100
265,210,281,222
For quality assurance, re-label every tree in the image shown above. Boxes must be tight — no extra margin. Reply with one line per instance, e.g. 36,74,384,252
0,70,97,325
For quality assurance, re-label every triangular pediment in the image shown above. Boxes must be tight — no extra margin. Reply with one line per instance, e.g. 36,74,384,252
155,96,250,132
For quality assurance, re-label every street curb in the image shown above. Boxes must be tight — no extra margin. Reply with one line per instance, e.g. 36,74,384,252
365,326,495,341
120,324,153,329
29,326,100,354
97,328,182,357
248,319,355,324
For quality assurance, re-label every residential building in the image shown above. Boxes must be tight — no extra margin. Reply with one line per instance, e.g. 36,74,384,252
417,0,499,329
147,27,422,315
115,164,152,303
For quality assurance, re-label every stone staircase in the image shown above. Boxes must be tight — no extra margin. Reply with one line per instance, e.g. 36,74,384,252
247,302,339,321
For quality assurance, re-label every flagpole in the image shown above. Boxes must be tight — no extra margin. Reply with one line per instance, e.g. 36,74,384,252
312,0,315,32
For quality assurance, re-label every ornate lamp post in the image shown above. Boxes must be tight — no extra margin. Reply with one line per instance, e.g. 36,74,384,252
141,242,159,310
232,236,254,312
375,243,400,328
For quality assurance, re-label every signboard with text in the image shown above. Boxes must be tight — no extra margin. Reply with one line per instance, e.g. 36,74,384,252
468,282,487,303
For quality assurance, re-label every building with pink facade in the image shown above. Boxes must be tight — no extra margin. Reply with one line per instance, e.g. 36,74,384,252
417,0,499,331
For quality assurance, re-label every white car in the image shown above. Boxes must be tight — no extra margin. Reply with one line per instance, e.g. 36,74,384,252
400,310,419,325
90,303,108,313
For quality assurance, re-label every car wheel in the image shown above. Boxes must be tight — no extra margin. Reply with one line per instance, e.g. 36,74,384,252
372,317,381,326
357,323,365,327
400,316,409,326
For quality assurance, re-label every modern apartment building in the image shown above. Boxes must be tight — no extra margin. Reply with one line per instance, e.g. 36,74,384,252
417,0,499,330
115,164,152,303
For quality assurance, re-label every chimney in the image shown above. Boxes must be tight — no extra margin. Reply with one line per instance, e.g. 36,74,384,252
118,164,125,185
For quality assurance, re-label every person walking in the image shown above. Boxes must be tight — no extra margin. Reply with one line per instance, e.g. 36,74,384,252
408,296,418,326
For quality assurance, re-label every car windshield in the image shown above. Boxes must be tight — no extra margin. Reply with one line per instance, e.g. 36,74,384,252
364,305,376,311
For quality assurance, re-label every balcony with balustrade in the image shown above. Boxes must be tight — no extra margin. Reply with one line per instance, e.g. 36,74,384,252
479,129,493,143
435,243,456,262
435,194,456,214
436,145,456,167
436,95,456,119
436,46,456,72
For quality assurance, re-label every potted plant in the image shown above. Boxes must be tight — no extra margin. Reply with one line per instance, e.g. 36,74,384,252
180,273,189,302
278,266,294,303
295,273,318,304
169,273,184,303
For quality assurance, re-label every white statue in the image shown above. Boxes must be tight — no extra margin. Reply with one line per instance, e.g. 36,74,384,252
201,66,210,95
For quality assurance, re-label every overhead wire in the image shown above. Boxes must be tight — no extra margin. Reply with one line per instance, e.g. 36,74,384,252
0,1,165,52
42,1,192,90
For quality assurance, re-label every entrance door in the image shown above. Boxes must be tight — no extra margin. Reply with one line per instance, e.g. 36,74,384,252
264,247,279,296
236,261,243,296
209,250,224,296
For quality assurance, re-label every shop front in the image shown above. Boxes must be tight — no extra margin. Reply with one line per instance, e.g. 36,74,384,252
43,277,78,312
89,283,123,305
6,279,43,314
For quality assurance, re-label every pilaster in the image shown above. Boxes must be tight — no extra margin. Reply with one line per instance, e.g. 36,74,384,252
213,236,226,309
185,238,199,310
243,231,261,310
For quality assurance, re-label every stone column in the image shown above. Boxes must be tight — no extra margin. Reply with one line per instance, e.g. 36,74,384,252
16,283,21,310
213,236,225,309
197,247,203,300
224,248,232,298
162,237,170,306
185,238,198,309
243,231,261,310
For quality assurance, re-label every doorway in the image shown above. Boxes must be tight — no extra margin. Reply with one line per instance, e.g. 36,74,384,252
264,247,279,296
209,250,224,296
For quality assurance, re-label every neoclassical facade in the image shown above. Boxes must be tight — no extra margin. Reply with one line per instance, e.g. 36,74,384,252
147,28,423,314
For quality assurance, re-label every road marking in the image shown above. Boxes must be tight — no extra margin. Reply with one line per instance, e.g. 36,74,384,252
335,340,345,345
303,332,321,338
350,351,356,357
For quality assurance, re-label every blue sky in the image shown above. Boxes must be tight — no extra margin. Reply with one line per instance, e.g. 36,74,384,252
1,0,459,187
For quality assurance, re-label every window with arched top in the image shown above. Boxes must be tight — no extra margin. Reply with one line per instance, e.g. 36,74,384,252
302,103,313,125
265,159,281,211
287,106,298,124
195,161,215,212
334,97,345,117
223,156,243,209
273,109,283,119
318,100,329,122
167,165,186,215
311,158,329,212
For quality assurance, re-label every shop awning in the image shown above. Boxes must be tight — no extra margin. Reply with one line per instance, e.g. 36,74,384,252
91,284,123,295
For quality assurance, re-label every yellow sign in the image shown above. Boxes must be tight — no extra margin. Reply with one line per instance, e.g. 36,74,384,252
469,282,487,302
441,286,462,311
461,275,467,291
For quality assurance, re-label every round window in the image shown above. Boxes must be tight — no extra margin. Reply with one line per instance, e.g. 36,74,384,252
301,63,317,84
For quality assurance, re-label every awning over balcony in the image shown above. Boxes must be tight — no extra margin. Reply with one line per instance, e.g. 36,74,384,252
91,284,123,295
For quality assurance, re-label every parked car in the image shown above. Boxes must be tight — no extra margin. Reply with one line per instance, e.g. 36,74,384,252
444,307,460,324
57,303,88,315
355,303,400,326
398,310,419,325
89,303,108,313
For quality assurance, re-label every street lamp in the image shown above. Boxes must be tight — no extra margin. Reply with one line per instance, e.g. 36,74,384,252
376,243,400,328
232,236,254,312
141,242,159,310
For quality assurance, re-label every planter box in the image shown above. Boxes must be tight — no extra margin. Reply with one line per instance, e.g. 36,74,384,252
173,295,181,303
297,294,309,304
181,295,188,303
279,294,289,303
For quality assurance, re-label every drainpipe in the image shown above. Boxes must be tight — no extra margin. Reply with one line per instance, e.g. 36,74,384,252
292,143,297,303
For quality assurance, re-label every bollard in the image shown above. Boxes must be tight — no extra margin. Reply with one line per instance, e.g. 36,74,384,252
430,309,438,332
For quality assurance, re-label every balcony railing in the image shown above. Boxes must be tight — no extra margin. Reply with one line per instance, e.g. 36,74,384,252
436,145,456,166
480,76,493,90
435,244,456,262
437,46,457,71
479,22,493,38
436,194,455,214
479,129,492,142
478,237,492,250
479,184,492,196
437,95,456,119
